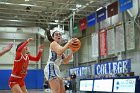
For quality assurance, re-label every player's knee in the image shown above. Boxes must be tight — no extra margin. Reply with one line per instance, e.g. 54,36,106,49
23,90,28,93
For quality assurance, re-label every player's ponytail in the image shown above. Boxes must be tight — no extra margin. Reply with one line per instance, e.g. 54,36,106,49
47,30,54,42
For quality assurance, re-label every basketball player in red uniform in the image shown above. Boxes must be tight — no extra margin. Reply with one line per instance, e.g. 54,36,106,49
0,43,13,56
9,38,44,93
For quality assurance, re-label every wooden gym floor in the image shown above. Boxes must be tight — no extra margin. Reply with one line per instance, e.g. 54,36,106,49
0,89,48,93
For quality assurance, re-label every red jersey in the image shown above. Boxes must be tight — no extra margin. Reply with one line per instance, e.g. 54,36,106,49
11,41,43,78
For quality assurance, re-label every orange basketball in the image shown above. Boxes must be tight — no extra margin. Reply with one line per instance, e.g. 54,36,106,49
69,38,81,52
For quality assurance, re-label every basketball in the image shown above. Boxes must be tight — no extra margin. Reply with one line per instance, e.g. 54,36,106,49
69,38,81,52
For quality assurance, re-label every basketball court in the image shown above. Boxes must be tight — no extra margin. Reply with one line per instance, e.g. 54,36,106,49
0,0,139,93
0,90,46,93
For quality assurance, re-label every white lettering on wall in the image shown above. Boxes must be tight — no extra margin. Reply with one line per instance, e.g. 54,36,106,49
95,60,130,75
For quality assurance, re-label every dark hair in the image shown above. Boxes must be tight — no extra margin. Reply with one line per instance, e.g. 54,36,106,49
46,30,54,42
16,42,24,51
46,30,59,42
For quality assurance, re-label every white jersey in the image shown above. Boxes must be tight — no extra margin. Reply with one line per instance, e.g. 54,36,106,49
44,47,64,80
47,47,64,66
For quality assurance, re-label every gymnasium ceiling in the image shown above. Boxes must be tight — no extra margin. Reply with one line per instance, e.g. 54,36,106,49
0,0,111,28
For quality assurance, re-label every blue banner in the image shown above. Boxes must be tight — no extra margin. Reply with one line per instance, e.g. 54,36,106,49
87,12,96,27
97,7,106,23
69,66,91,77
119,0,133,12
70,67,81,77
94,59,131,75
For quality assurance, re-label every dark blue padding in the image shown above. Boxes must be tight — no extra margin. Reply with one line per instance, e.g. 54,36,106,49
25,69,44,89
0,69,44,90
0,70,11,90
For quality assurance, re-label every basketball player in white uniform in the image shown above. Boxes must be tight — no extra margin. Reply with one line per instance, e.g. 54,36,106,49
44,30,77,93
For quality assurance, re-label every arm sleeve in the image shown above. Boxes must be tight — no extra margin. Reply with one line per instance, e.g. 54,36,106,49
17,41,28,52
28,51,43,62
15,52,22,60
